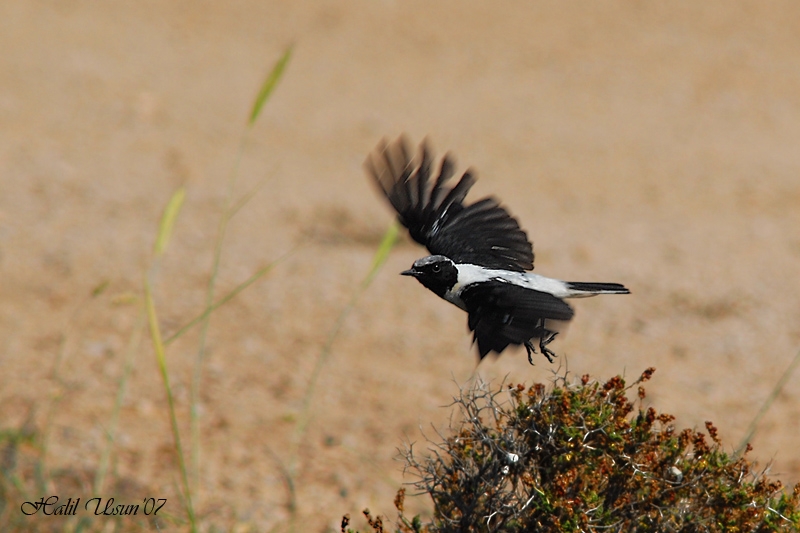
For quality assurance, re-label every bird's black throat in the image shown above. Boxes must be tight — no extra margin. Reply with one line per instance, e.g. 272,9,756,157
401,255,458,299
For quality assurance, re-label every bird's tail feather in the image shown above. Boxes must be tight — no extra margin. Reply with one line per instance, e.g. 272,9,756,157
565,281,630,296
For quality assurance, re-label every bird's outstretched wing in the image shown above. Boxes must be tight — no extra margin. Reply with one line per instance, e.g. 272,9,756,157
460,280,574,359
366,136,534,272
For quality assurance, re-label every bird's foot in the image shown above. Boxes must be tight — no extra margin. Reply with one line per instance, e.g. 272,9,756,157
539,331,558,363
524,332,558,365
524,341,536,365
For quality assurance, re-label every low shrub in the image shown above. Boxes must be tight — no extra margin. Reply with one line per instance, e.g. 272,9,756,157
344,368,800,532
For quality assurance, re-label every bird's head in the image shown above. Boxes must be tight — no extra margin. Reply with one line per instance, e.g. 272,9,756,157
401,255,458,298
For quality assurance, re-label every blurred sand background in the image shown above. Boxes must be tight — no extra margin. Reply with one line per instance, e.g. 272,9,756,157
2,1,800,530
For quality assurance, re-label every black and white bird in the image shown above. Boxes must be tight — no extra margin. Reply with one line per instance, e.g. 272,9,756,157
366,136,630,364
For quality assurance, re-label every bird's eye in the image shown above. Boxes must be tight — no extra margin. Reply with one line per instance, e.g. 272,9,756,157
432,264,441,273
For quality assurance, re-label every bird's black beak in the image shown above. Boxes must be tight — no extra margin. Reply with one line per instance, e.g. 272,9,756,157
400,268,419,277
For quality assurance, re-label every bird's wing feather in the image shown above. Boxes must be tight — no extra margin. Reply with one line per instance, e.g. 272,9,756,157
460,280,574,359
366,136,534,272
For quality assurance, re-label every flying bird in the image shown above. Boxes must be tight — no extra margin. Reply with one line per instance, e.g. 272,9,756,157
365,136,630,364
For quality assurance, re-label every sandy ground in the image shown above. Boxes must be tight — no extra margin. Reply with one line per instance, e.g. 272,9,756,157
3,1,800,530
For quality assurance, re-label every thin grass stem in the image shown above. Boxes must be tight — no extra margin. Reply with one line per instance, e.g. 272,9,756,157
189,133,244,493
292,222,399,455
94,309,146,494
735,347,800,458
145,276,197,532
164,246,299,346
190,46,292,494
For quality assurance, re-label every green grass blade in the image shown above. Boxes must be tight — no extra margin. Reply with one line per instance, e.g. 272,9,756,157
361,220,400,289
91,279,110,297
154,187,186,256
249,45,293,126
144,277,196,531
